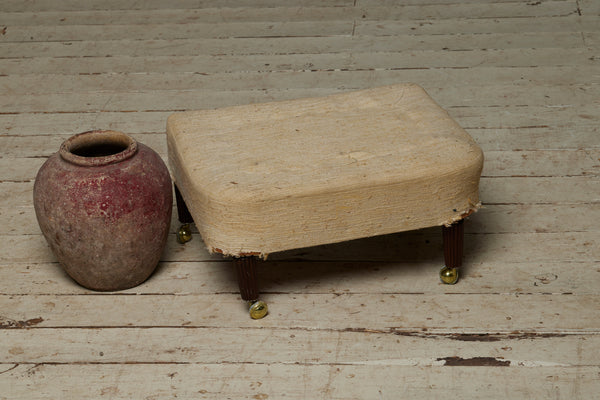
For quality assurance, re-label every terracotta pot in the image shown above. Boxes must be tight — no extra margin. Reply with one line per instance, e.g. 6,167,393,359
33,130,172,291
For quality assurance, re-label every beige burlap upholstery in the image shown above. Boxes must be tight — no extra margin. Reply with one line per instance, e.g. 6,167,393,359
167,84,484,258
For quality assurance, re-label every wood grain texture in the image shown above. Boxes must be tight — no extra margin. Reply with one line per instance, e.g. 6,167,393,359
1,48,598,77
0,32,589,59
1,0,599,398
2,363,598,400
1,258,599,295
1,328,598,365
0,3,580,26
1,292,599,332
3,66,599,95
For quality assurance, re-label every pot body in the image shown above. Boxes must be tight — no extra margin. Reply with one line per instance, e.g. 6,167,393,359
33,130,172,291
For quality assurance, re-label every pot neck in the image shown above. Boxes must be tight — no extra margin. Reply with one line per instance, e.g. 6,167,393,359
60,130,138,167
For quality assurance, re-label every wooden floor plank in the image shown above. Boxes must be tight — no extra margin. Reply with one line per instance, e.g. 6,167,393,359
479,176,600,204
467,126,600,152
0,7,361,26
0,32,588,59
355,15,599,36
584,32,600,47
579,0,600,15
468,203,600,233
273,230,600,263
481,149,600,177
0,133,172,155
1,48,596,75
1,327,598,365
1,0,561,12
0,2,579,26
3,66,598,95
0,0,353,13
1,84,598,114
2,15,596,43
0,21,354,43
1,257,598,296
0,291,598,332
1,363,597,400
360,0,576,5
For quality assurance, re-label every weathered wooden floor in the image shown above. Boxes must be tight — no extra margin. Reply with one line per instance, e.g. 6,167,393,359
1,0,599,398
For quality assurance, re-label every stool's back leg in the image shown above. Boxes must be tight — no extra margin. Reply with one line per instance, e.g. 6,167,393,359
174,184,194,243
440,219,464,284
174,184,194,224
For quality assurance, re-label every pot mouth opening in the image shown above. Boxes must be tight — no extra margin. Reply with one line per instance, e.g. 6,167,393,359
60,130,138,167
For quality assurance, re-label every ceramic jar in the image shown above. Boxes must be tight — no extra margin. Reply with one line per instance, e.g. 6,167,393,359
33,130,172,291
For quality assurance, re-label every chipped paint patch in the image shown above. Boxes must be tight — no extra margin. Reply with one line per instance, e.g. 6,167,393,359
0,317,44,329
438,356,510,367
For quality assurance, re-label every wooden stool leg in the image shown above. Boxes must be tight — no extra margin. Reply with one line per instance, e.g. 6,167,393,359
174,184,193,244
174,184,193,224
440,219,464,284
233,256,268,319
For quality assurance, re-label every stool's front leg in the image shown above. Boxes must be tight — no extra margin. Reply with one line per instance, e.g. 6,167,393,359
233,256,268,319
174,184,194,244
440,219,464,284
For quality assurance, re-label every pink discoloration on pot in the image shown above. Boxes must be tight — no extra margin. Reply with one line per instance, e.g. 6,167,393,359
33,130,172,291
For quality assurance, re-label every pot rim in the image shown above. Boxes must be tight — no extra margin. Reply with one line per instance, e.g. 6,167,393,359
60,130,138,167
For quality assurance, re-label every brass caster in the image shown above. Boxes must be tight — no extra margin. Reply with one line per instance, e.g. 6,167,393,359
248,300,268,320
440,266,459,285
176,224,192,244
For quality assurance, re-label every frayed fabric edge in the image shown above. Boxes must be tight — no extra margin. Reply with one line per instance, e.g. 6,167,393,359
210,246,269,260
443,202,482,227
208,202,483,256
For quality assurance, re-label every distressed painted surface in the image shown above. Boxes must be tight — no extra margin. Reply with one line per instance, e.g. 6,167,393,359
1,0,599,398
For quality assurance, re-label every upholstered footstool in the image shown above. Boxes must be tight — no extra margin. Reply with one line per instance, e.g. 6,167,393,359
166,84,484,319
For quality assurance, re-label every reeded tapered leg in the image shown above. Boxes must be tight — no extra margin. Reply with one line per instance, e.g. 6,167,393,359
174,184,193,243
440,219,464,284
233,256,268,319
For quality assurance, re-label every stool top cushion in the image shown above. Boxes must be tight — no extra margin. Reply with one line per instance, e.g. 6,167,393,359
167,84,483,257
